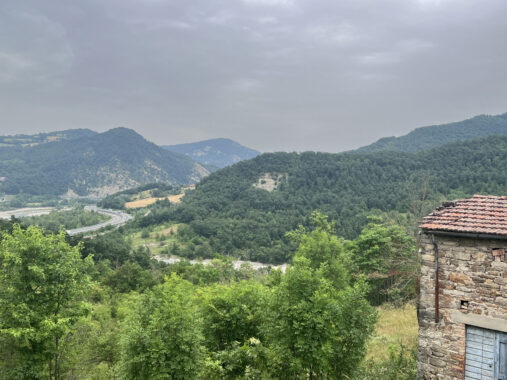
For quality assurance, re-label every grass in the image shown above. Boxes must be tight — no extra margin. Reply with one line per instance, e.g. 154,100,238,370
129,223,180,255
365,303,418,362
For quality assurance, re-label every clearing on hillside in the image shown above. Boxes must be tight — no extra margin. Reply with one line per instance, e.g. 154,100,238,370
125,188,191,208
253,173,288,192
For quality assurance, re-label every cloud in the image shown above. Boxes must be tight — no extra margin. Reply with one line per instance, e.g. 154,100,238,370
241,0,294,7
0,0,506,152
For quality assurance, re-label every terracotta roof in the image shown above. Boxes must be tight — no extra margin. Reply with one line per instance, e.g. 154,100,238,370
420,195,507,236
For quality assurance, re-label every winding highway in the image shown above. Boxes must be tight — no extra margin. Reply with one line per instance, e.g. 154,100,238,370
0,205,133,236
0,207,58,219
66,206,133,236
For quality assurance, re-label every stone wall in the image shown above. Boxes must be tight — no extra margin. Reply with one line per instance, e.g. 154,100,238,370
417,233,507,379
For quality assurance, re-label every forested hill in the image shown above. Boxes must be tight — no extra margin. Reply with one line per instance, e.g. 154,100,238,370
163,138,260,168
358,112,507,153
0,128,209,197
0,129,97,148
146,136,507,263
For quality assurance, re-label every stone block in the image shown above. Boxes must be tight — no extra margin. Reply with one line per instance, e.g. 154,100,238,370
429,357,446,368
449,272,473,285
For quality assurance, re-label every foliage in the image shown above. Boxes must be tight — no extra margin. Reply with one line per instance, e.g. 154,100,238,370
200,281,268,352
20,207,110,232
265,257,376,379
0,129,96,148
347,217,417,305
354,344,418,380
0,128,205,196
118,274,204,379
358,112,507,153
138,135,507,263
78,231,133,267
0,210,414,378
289,211,351,290
98,183,179,209
0,225,93,379
103,262,157,293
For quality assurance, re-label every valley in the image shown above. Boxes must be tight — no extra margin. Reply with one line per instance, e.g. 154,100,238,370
0,112,506,379
1,0,505,376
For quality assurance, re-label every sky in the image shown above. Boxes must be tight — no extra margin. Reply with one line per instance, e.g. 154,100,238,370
1,0,506,152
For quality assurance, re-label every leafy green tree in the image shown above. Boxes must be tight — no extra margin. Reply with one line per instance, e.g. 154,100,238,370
104,262,156,293
131,246,152,269
347,216,416,304
288,211,350,290
118,274,204,379
265,257,376,379
80,231,132,267
0,225,93,380
199,281,270,378
200,281,268,352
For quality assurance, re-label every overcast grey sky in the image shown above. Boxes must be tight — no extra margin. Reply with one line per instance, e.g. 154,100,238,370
1,0,506,152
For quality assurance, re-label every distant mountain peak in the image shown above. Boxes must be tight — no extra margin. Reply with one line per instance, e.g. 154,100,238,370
0,127,209,197
163,138,260,168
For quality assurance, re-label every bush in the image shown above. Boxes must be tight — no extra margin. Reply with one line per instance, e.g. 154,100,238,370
353,344,417,380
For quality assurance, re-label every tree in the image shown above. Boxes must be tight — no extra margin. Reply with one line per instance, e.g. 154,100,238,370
118,274,204,379
200,281,268,352
347,216,416,305
265,257,376,379
288,211,351,290
0,225,93,379
199,281,270,379
80,231,131,267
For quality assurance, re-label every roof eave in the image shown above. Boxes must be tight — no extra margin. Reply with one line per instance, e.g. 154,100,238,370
422,229,507,241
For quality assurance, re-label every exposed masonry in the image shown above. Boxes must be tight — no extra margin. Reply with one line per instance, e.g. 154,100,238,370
417,233,507,379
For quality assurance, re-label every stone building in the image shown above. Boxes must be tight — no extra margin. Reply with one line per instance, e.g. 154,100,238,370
418,195,506,380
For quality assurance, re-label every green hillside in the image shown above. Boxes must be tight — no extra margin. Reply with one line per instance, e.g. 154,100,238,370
358,113,507,153
0,128,209,197
139,136,507,263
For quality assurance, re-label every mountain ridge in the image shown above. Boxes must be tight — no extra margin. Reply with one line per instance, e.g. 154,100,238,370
163,138,260,168
358,112,507,153
0,128,209,197
0,128,98,148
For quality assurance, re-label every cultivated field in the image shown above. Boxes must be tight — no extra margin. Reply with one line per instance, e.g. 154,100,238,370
125,191,186,208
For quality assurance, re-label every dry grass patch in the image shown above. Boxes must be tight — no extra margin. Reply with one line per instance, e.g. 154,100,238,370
125,197,161,208
366,303,418,362
125,190,188,209
167,193,185,203
160,225,178,235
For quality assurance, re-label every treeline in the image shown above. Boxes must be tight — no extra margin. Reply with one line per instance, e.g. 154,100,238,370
135,136,507,263
0,213,416,379
358,112,507,153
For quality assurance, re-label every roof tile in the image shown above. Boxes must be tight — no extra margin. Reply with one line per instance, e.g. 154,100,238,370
419,195,507,236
